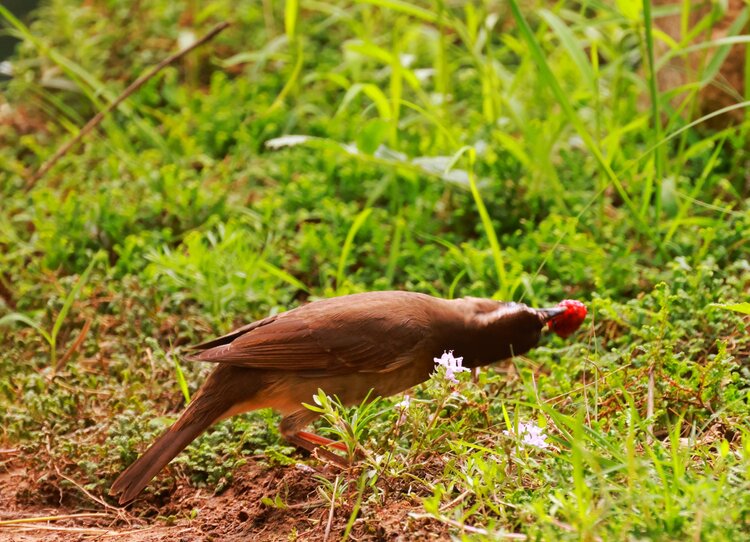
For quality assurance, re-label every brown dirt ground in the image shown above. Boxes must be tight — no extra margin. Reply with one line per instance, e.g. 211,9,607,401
0,457,451,541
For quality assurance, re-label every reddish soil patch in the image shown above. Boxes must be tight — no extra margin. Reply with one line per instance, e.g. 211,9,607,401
0,458,450,541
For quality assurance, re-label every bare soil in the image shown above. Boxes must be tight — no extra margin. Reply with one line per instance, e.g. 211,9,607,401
0,458,450,541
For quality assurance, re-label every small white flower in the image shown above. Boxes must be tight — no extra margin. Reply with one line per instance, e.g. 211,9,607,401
396,395,411,410
503,421,550,449
0,61,13,77
399,53,416,68
265,135,312,149
434,350,469,383
568,135,585,150
395,394,411,425
177,30,196,50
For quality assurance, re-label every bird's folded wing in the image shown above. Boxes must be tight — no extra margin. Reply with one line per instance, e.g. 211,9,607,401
189,315,278,351
185,309,429,375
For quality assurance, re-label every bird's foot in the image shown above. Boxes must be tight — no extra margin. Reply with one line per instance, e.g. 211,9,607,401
295,430,349,451
286,431,352,468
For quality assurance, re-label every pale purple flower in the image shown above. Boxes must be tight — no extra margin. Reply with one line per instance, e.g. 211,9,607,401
395,394,411,425
503,421,550,449
396,395,411,410
434,350,469,383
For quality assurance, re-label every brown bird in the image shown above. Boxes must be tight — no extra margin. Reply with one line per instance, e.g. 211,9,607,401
110,291,585,504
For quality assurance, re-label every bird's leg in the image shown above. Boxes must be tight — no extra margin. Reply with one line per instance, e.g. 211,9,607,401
296,430,348,451
285,432,350,467
280,411,350,467
297,431,367,462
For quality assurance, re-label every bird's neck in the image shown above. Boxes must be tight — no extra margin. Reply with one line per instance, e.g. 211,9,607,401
438,313,542,369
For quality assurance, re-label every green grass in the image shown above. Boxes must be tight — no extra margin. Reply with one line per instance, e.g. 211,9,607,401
1,0,750,539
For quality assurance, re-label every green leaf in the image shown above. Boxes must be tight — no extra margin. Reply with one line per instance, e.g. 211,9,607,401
172,353,191,404
616,0,641,21
51,252,101,345
336,208,372,290
284,0,298,41
259,260,309,292
700,7,749,86
337,82,392,120
713,303,750,315
539,10,595,91
356,118,389,155
0,313,52,345
354,0,438,23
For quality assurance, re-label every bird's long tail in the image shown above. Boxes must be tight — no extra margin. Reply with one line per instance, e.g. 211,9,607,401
110,367,256,504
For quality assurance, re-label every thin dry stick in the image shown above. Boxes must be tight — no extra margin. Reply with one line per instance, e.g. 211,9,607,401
55,318,91,372
408,512,527,539
54,467,128,519
439,489,471,512
322,475,340,542
0,513,107,526
27,21,231,189
2,526,108,535
647,364,655,443
544,363,632,404
2,525,168,538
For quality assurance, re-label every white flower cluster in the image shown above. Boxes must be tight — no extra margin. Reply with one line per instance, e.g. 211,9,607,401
433,350,470,383
503,422,549,449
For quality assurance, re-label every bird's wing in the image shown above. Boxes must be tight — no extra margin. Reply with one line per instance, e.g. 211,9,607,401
185,295,434,375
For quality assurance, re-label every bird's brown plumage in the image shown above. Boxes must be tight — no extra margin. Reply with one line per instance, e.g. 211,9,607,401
110,291,561,504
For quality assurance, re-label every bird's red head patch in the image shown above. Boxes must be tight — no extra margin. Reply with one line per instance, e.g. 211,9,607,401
547,299,587,338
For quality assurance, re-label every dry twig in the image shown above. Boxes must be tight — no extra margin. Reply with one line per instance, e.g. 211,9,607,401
0,513,107,526
27,21,231,189
55,318,91,372
409,512,526,539
323,475,340,542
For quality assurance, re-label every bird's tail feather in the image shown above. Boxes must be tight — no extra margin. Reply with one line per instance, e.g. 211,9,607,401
109,382,236,504
109,421,207,504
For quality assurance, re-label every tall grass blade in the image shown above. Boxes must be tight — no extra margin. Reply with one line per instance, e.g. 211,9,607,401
0,313,53,345
172,352,191,404
448,146,508,298
640,0,664,222
336,208,372,290
259,260,309,292
712,303,750,315
50,252,102,369
538,9,596,92
354,0,438,23
284,0,299,41
507,0,655,244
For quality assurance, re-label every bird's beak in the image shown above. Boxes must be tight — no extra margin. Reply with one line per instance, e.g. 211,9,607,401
537,306,566,322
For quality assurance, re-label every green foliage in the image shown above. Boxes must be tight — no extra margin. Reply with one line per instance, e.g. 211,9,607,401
144,218,305,318
303,389,384,463
1,0,750,539
0,251,103,367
